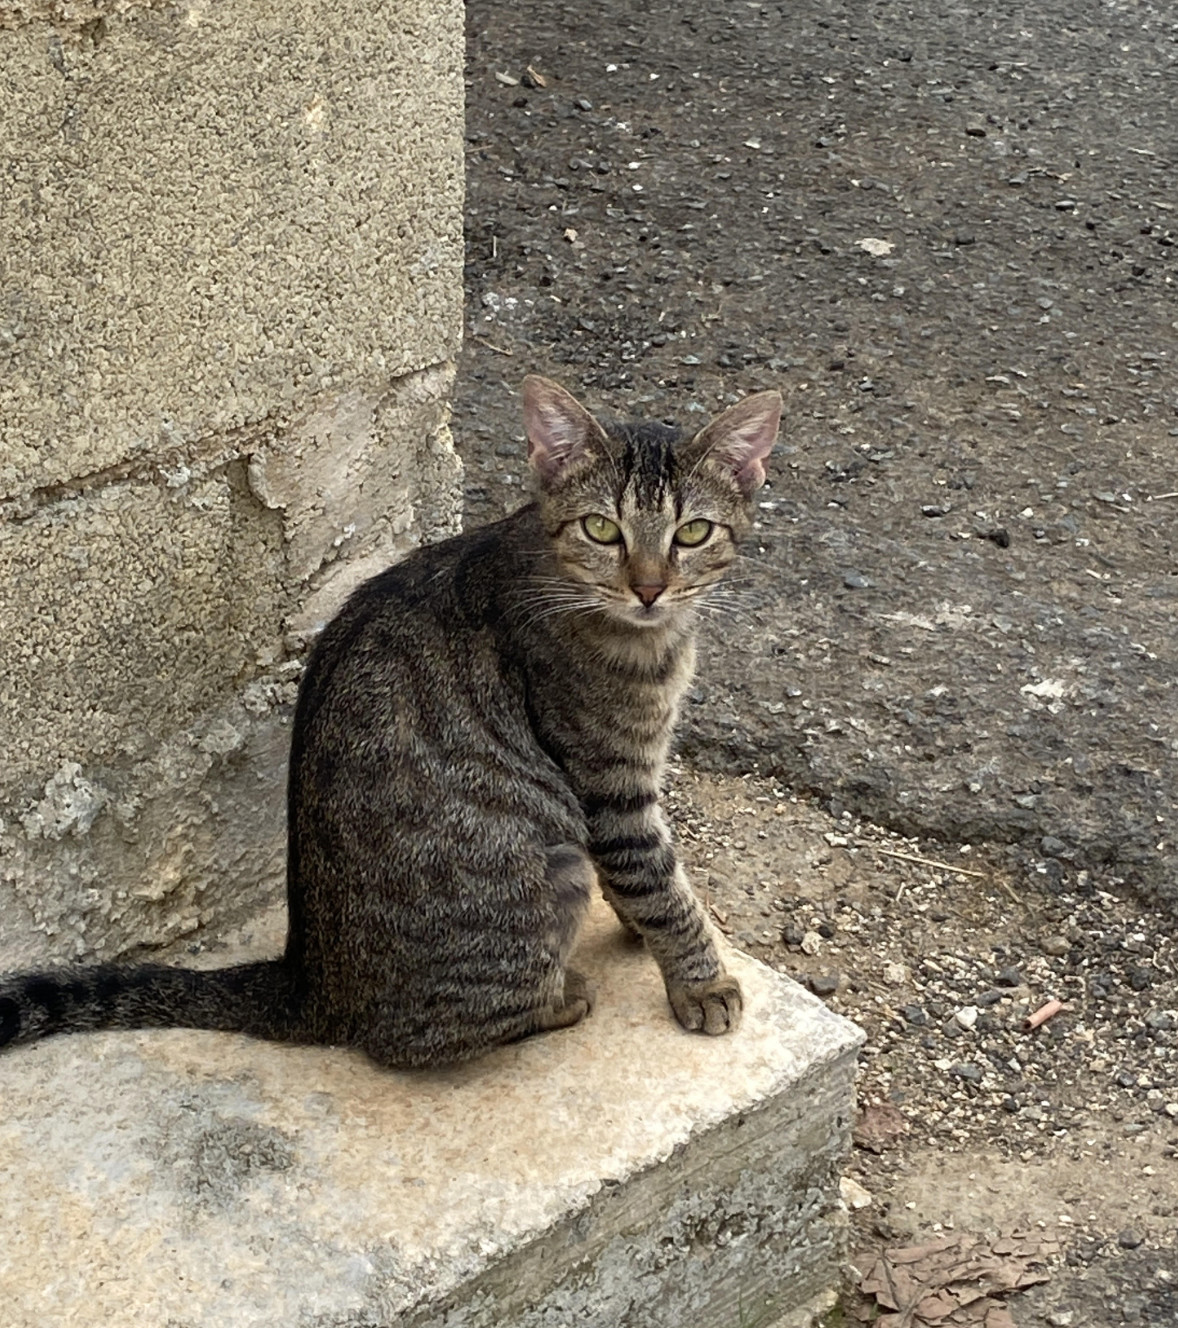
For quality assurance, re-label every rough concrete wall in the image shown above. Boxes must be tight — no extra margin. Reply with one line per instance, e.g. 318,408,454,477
0,0,464,967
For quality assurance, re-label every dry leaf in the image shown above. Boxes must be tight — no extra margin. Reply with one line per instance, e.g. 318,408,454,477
887,1237,960,1264
853,1231,1054,1328
916,1288,959,1319
982,1309,1016,1328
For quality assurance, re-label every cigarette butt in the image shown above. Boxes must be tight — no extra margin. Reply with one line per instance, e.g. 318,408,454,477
1024,998,1065,1030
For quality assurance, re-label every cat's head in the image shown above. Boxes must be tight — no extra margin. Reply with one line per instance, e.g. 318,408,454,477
522,375,781,632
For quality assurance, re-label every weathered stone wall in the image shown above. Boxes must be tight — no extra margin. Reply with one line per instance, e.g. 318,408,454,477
0,0,464,967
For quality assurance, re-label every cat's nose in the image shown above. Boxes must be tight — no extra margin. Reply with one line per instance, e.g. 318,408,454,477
632,583,666,606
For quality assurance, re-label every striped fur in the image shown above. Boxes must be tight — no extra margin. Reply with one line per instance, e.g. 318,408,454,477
0,378,780,1067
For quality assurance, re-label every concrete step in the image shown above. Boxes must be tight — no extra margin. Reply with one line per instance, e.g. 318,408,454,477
0,899,863,1327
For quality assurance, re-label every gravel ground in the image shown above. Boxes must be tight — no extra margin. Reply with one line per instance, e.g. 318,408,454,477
456,0,1177,1321
664,766,1176,1323
458,0,1177,907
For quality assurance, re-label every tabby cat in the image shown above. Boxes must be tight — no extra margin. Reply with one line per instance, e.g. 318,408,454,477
0,376,781,1068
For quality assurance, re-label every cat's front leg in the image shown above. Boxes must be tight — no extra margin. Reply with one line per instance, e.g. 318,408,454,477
587,800,742,1036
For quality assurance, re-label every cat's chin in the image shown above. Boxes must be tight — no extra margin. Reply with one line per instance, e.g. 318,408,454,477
610,601,690,631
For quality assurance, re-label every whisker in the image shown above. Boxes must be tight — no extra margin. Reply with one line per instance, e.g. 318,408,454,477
510,591,610,629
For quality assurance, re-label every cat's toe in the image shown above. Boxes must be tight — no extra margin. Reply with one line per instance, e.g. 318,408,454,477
535,967,594,1031
668,976,743,1036
563,966,595,1014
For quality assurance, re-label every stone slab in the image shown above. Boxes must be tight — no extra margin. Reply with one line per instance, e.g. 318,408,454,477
0,899,864,1327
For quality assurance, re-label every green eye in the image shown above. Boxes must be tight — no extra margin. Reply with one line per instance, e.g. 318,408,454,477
582,514,623,545
673,518,713,547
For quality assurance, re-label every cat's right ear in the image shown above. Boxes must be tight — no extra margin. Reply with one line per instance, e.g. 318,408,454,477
684,391,782,497
522,376,605,483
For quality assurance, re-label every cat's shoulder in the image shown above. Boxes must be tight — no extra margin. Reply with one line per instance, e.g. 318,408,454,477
333,504,541,625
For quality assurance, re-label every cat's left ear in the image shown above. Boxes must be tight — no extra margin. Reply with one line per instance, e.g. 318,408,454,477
522,375,607,484
687,391,782,496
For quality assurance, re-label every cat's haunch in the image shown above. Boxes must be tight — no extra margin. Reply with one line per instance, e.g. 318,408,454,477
0,378,781,1068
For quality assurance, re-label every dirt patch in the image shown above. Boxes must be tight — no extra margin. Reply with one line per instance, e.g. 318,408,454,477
668,765,1177,1324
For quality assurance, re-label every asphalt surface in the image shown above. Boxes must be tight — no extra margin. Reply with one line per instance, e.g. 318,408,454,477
456,0,1177,910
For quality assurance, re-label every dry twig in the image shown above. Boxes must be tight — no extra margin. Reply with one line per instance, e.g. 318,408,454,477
865,846,988,879
471,335,514,356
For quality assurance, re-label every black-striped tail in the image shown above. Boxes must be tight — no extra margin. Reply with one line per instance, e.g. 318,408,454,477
0,959,299,1050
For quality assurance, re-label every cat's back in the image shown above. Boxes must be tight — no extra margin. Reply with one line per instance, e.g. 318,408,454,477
297,507,539,716
327,508,533,640
288,505,578,849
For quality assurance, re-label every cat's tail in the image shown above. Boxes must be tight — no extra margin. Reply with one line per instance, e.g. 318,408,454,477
0,958,302,1051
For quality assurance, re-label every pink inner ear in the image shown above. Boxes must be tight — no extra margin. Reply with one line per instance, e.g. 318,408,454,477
704,392,782,493
522,376,597,481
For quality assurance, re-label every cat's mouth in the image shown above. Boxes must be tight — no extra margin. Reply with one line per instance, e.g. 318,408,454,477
614,597,683,629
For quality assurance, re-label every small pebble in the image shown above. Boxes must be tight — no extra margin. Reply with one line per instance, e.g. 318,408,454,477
948,1062,983,1083
839,1176,873,1210
954,1005,979,1031
809,972,840,997
800,930,822,955
994,966,1022,988
883,961,909,985
1117,1229,1143,1250
1040,934,1070,957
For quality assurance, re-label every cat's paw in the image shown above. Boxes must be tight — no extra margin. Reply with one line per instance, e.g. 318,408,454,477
607,902,645,946
667,975,743,1036
562,966,596,1016
536,967,595,1031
